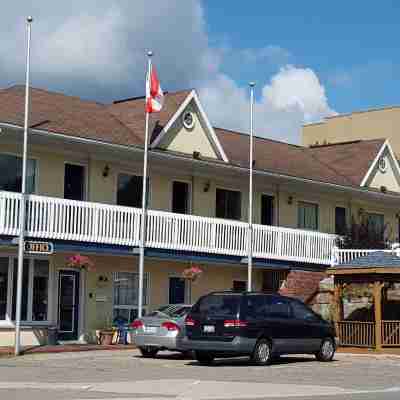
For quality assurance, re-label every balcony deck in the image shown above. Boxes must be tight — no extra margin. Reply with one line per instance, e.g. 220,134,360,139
0,191,337,265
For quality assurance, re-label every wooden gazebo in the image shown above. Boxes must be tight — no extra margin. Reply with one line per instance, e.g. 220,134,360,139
328,252,400,350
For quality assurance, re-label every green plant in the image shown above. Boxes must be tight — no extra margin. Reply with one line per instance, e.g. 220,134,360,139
341,283,373,302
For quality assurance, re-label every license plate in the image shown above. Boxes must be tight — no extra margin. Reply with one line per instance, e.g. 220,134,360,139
203,325,215,333
144,326,157,334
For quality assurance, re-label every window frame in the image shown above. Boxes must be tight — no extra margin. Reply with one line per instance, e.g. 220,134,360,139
334,206,348,236
215,186,242,221
0,151,39,194
297,200,319,231
115,170,151,209
112,271,150,321
63,161,87,201
0,255,53,328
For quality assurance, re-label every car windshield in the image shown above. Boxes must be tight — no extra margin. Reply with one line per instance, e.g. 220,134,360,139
193,294,241,318
147,305,190,318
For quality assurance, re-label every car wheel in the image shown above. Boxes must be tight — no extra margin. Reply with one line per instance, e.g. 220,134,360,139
195,351,214,365
252,338,272,366
315,338,335,362
139,346,159,358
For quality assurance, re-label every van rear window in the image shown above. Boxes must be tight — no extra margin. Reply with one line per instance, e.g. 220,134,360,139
192,294,241,318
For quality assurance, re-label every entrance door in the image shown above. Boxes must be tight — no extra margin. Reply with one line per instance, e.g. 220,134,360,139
58,270,80,341
64,163,85,201
261,195,274,225
169,277,186,304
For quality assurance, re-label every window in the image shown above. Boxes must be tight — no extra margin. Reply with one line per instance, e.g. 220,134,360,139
366,213,385,240
113,272,149,323
0,257,50,323
298,201,318,230
233,280,247,292
216,188,241,220
192,294,241,318
117,174,149,208
0,153,36,193
261,195,274,225
245,295,269,320
335,207,347,235
64,163,85,201
267,297,291,319
291,300,318,321
172,181,190,214
262,270,288,293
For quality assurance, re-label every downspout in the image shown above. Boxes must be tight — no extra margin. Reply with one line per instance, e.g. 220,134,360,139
276,184,280,227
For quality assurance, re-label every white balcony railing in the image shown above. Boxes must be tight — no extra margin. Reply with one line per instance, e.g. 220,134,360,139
0,191,337,265
332,248,397,265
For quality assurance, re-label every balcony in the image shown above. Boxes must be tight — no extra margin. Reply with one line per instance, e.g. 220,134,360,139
0,191,337,265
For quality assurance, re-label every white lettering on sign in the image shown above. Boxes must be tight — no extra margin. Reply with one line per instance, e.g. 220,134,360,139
24,241,54,255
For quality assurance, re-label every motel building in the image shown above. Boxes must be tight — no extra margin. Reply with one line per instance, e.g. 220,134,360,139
1,85,400,346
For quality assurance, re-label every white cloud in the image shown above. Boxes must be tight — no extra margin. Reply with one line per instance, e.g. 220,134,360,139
200,66,336,144
0,1,335,143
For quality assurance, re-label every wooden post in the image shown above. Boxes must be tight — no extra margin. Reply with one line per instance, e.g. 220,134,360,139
373,281,383,351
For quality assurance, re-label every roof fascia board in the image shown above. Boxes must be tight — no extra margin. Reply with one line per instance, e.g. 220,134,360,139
2,121,400,201
150,90,229,162
360,140,400,187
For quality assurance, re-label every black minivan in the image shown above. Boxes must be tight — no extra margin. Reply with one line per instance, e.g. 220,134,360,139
179,291,336,365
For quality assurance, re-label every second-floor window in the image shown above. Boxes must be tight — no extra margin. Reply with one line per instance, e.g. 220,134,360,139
366,212,384,240
335,207,347,235
298,201,319,230
216,188,241,220
64,163,85,201
172,181,190,214
117,173,149,208
0,153,36,193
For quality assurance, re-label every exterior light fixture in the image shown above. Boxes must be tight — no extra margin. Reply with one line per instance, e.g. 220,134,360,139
203,181,210,192
287,195,293,205
102,164,110,178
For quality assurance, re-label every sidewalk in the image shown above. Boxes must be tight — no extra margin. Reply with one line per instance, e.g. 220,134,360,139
0,344,137,357
337,346,400,358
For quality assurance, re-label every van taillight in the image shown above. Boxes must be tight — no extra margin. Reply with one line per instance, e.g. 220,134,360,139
223,319,247,328
185,316,196,327
161,321,180,331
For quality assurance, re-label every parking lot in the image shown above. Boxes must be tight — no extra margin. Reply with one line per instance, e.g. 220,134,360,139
0,349,400,399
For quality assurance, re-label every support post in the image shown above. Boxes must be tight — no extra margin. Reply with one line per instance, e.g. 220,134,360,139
373,281,383,351
333,281,343,337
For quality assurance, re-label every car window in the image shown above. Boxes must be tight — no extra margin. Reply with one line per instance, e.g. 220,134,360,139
291,300,319,321
245,296,269,320
267,297,291,319
192,295,240,318
170,306,191,318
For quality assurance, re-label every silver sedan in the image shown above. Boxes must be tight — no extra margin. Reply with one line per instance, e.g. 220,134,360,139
130,304,192,358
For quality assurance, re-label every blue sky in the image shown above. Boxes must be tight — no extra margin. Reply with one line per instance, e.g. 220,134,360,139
205,1,400,113
1,1,399,143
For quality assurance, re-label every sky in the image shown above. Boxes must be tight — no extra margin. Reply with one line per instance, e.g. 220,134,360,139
0,1,399,144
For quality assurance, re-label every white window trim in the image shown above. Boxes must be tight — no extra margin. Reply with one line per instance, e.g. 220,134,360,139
0,151,39,194
170,180,192,214
115,170,152,209
0,255,53,328
112,271,151,318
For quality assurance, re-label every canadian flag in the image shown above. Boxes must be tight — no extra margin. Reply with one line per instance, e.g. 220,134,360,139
146,62,164,113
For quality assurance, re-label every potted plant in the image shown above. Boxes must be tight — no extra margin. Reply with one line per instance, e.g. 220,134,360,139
67,254,94,272
182,265,203,282
98,317,115,345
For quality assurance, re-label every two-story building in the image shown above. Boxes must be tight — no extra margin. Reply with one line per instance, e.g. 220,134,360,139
1,85,400,346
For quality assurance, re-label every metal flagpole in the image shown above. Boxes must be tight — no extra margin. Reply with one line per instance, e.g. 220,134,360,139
15,16,33,356
138,51,152,319
247,82,255,292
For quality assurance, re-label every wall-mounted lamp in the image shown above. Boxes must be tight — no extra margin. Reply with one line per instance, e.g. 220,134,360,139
203,181,210,193
98,275,109,283
102,164,110,178
287,195,293,205
380,185,387,193
193,151,201,160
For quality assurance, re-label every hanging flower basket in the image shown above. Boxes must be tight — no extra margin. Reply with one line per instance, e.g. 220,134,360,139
67,254,94,272
182,266,203,282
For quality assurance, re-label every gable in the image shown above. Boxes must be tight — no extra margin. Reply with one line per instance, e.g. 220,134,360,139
362,143,400,192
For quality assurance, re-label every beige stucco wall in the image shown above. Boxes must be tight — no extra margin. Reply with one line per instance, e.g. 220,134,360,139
158,103,218,159
302,107,400,157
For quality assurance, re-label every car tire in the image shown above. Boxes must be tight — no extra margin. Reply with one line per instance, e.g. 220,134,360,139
252,339,272,366
182,350,195,359
195,351,214,365
139,346,159,358
315,338,335,362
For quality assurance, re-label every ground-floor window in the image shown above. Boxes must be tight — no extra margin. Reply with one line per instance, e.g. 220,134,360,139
0,256,50,324
113,272,149,322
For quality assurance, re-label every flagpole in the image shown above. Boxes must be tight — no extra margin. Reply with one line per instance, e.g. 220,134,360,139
15,16,33,356
138,51,152,319
247,82,255,292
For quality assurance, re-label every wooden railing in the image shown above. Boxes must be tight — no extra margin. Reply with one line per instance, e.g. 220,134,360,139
337,321,376,347
0,191,337,265
382,321,400,347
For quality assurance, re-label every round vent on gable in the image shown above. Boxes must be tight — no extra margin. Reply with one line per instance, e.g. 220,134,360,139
182,111,195,130
378,157,387,173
